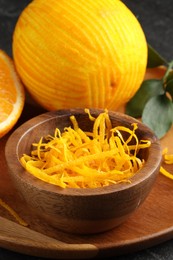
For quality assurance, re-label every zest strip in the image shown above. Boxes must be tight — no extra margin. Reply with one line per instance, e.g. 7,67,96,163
0,198,28,226
20,110,151,188
160,148,173,180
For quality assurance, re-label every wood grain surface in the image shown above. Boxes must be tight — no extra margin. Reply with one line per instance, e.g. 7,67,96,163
0,0,173,258
0,102,173,259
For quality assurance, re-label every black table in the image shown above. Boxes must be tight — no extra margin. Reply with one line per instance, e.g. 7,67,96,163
1,1,173,259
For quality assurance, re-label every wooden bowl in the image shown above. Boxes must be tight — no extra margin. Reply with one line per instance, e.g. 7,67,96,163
5,108,161,234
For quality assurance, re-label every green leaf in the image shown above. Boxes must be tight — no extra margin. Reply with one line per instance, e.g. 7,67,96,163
142,94,173,138
147,44,168,68
165,78,173,99
126,79,164,118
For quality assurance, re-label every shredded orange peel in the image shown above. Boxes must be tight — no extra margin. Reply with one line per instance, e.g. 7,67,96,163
0,198,28,226
160,148,173,180
20,110,151,188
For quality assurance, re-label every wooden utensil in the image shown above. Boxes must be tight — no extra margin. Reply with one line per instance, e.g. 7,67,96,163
0,216,98,259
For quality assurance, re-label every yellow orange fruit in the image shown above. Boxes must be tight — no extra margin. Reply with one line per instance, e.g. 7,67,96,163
0,50,25,138
13,0,147,111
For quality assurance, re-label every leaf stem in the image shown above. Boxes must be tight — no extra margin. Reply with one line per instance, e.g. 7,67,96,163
163,60,173,84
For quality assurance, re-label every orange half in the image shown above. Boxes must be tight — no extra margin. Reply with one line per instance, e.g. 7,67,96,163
0,50,25,138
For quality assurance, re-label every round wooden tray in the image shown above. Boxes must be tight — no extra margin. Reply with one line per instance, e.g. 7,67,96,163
1,102,173,259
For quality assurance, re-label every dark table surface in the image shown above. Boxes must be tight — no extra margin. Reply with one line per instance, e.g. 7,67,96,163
0,1,173,259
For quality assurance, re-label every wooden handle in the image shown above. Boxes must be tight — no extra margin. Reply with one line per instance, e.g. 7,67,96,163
0,216,98,259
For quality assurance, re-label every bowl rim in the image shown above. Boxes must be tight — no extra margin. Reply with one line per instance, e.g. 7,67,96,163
5,108,162,196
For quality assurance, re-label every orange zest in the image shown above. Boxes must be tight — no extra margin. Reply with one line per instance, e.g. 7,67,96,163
20,110,151,188
0,50,25,138
160,148,173,180
0,198,28,226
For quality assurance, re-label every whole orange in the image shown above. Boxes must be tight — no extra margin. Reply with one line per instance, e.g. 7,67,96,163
13,0,147,111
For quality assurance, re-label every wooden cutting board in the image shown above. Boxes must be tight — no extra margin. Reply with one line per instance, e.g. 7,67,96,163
1,67,173,259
